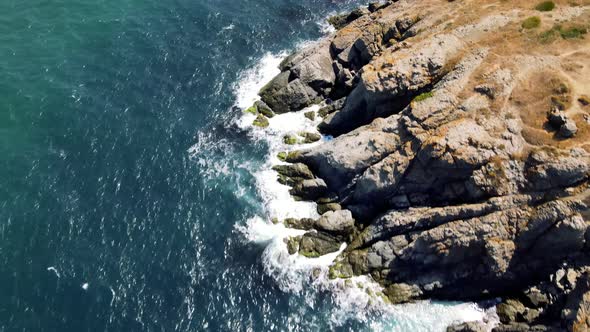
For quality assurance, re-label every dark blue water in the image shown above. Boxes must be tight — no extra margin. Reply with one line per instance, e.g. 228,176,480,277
0,0,380,331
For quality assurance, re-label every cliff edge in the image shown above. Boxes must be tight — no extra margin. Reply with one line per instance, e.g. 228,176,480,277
248,0,590,330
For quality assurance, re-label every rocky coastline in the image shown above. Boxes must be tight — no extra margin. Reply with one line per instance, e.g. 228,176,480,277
246,1,590,330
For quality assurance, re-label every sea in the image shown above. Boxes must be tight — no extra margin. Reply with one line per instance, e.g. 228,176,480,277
0,0,489,330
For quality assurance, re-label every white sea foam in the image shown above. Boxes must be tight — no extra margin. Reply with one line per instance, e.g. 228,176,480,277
47,266,60,278
232,52,285,111
232,43,495,331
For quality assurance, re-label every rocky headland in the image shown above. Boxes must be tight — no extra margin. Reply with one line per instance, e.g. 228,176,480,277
247,0,590,330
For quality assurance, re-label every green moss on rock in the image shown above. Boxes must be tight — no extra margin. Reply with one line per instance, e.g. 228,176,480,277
244,105,258,114
413,91,434,102
252,114,269,127
285,151,302,162
304,111,316,121
277,151,287,161
300,132,321,143
283,134,299,145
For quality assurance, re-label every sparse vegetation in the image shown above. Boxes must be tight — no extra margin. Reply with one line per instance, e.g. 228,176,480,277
414,91,435,102
539,24,588,43
522,16,541,29
535,1,555,11
277,151,287,161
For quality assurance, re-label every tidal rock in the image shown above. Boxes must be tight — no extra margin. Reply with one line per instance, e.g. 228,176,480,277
289,178,328,200
286,236,301,255
446,321,487,332
497,299,526,324
259,71,321,114
252,114,269,127
272,163,314,179
383,283,422,304
317,202,341,215
255,100,275,118
284,218,316,230
298,232,341,258
316,209,355,235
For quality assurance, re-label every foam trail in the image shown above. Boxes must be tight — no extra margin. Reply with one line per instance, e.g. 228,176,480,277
233,44,495,331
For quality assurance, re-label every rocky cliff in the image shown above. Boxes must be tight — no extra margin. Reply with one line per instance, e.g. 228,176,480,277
250,0,590,330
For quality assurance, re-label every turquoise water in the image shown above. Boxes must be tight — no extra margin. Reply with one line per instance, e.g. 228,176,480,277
0,1,487,331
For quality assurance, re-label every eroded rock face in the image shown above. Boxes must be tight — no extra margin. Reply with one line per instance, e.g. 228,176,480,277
257,0,590,330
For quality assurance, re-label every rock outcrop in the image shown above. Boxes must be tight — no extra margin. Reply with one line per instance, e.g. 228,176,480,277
256,0,590,330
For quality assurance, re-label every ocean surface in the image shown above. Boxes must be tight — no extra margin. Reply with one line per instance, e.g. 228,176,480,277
0,0,488,331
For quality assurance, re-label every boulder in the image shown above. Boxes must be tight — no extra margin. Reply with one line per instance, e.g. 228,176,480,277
559,119,578,138
446,322,487,332
317,202,341,215
289,178,328,200
316,210,355,235
272,163,314,179
298,232,341,257
259,71,321,114
497,299,526,324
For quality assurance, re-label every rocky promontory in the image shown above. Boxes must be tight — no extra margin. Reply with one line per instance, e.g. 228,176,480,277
250,0,590,330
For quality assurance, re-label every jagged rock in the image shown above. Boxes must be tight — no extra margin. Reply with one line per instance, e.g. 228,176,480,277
300,132,321,143
255,100,275,118
302,116,401,192
547,108,567,128
315,209,354,235
259,71,321,114
257,1,590,330
284,218,316,230
286,236,301,254
446,321,487,332
272,163,314,179
318,97,346,118
383,283,422,304
298,232,341,257
304,111,315,121
560,119,578,138
317,202,341,215
524,287,551,308
252,114,269,127
289,178,328,200
492,323,558,332
327,7,370,30
497,299,527,324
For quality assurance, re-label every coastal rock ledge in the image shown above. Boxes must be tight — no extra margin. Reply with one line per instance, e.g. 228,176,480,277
254,0,590,330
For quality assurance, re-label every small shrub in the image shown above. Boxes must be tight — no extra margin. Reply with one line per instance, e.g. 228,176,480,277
414,91,434,102
559,26,587,39
535,1,555,11
539,25,588,43
522,16,541,29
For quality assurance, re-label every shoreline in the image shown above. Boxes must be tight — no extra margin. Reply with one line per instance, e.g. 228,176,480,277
236,1,590,330
233,25,493,332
